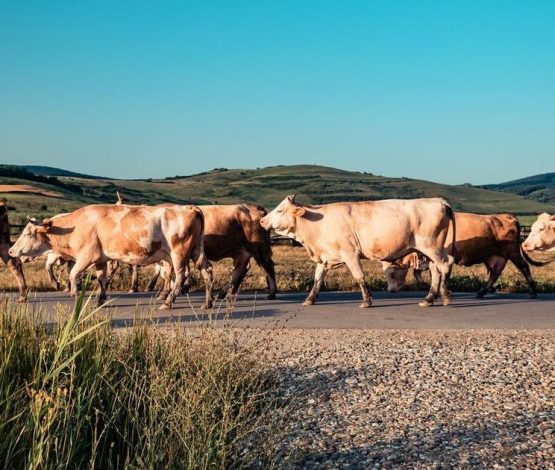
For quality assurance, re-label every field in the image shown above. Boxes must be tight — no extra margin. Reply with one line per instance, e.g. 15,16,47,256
1,165,554,227
2,245,554,298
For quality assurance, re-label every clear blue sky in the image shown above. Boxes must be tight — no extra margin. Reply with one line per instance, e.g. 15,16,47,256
1,1,553,184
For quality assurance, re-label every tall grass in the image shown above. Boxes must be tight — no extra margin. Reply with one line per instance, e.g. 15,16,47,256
0,287,281,468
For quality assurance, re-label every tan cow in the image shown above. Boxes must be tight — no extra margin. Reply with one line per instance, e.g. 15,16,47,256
148,204,277,300
522,213,555,252
260,195,455,308
9,204,213,309
383,212,544,298
0,200,27,302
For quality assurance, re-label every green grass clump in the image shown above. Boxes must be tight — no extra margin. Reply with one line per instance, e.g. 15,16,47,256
0,288,280,468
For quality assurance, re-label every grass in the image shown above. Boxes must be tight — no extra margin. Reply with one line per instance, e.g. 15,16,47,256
0,286,283,468
2,245,554,297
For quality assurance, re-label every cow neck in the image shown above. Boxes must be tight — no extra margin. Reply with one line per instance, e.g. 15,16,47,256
291,212,312,246
46,221,72,258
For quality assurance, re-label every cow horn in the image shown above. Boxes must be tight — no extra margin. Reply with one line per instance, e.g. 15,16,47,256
116,190,123,204
27,216,40,225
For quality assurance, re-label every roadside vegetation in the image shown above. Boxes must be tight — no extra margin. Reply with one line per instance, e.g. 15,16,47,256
0,289,283,468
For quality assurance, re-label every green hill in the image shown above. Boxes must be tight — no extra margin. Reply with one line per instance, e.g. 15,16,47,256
1,164,553,223
482,172,555,206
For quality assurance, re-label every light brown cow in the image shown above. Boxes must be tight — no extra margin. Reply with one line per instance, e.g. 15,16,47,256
383,212,543,298
522,213,555,253
0,201,27,302
9,204,213,309
260,195,456,308
148,204,277,300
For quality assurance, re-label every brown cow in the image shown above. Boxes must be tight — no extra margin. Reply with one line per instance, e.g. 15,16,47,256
260,195,455,308
149,204,277,300
9,204,213,309
0,200,27,302
522,213,555,253
383,212,543,298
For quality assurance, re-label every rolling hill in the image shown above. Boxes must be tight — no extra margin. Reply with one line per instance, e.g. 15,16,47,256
482,173,555,206
0,164,553,223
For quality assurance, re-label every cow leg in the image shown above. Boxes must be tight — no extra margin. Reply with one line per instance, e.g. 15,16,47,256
195,258,214,310
221,252,250,300
252,247,278,300
0,248,28,302
156,261,173,301
414,269,430,291
418,250,453,307
508,252,537,299
303,263,327,306
45,253,61,291
68,258,90,298
344,255,372,308
65,260,76,292
181,262,191,294
95,262,108,306
129,265,139,293
476,256,506,298
147,263,162,291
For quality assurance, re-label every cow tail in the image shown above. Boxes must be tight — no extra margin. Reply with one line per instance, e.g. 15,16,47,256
193,206,207,268
444,201,456,259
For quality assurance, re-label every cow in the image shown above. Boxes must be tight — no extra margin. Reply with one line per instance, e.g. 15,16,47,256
260,195,455,308
9,204,213,309
0,200,27,302
522,213,555,253
146,204,277,300
383,212,544,298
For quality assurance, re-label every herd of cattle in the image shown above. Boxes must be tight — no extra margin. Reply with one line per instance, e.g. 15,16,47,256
1,193,554,309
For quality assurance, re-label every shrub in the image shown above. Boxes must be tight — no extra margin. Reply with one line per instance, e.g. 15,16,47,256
0,288,281,468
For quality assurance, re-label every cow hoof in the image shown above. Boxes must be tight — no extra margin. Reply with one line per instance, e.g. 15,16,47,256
475,291,486,299
215,291,228,300
528,292,537,299
17,296,27,303
419,299,434,307
159,304,171,310
302,299,314,307
266,293,277,300
155,295,166,302
441,297,452,306
201,303,213,310
359,301,371,308
127,289,137,294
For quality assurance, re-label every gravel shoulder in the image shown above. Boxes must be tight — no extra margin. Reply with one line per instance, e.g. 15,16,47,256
247,329,555,469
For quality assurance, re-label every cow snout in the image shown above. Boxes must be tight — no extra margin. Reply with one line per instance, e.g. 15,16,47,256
8,248,16,258
260,216,269,229
522,241,534,251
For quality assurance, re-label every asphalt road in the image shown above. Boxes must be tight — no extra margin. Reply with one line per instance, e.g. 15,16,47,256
14,290,555,329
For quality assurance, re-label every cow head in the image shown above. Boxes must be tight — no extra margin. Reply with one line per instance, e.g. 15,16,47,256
8,218,53,258
522,213,555,252
382,262,410,292
260,195,306,236
382,253,429,292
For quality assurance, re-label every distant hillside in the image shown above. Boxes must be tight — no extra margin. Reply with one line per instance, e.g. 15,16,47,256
21,165,108,180
0,164,552,222
482,173,555,205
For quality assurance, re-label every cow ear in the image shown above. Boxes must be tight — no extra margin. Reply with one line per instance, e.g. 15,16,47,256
293,207,306,217
287,194,296,204
37,219,53,233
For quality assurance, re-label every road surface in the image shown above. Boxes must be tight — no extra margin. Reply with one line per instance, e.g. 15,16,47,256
13,290,555,329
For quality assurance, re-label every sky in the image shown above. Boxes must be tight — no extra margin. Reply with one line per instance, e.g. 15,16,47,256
0,1,553,184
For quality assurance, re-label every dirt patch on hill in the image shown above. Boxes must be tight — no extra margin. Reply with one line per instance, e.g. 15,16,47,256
0,184,63,198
